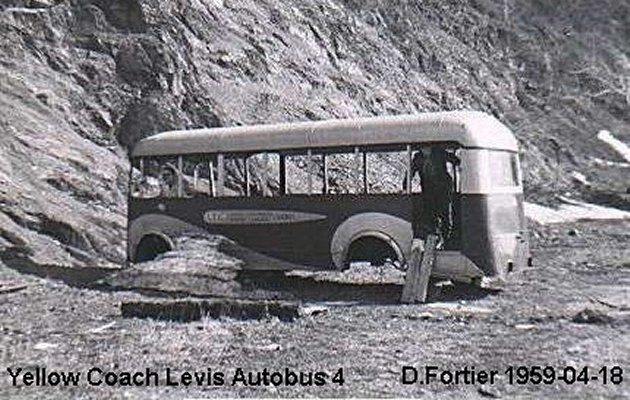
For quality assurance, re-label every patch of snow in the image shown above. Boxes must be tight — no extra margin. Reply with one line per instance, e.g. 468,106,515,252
514,324,536,330
33,342,58,351
204,0,224,7
88,321,116,334
524,202,567,224
524,196,630,225
4,7,49,15
597,130,630,162
591,157,630,168
570,171,590,186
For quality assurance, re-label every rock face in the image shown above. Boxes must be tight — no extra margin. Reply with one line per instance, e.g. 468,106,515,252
0,0,628,268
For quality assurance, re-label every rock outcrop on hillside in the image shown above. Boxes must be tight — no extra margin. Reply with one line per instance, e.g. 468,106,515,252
0,0,628,268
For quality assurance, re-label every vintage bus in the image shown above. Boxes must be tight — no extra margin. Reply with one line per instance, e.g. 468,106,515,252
128,111,530,284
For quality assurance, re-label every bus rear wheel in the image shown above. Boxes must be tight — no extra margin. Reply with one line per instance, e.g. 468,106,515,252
344,236,402,270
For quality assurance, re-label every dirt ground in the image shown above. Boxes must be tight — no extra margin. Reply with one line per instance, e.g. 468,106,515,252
0,220,629,399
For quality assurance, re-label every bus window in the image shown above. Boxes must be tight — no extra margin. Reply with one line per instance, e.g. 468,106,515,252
130,158,142,197
309,153,324,195
182,155,212,197
223,155,246,197
489,151,520,187
447,149,462,193
326,149,364,194
366,148,407,194
248,152,280,196
157,156,180,198
410,149,423,193
130,157,161,199
285,151,324,195
408,147,461,194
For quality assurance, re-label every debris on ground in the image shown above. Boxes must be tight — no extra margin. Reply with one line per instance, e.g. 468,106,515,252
571,308,614,324
478,385,501,398
299,305,329,317
0,281,31,294
87,321,116,334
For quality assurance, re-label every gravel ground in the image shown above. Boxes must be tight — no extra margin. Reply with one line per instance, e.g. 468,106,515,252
0,220,628,399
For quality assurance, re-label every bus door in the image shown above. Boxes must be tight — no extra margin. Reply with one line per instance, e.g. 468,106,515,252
408,146,462,249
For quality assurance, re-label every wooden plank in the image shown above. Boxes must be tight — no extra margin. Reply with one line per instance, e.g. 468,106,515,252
0,283,30,295
401,235,438,303
121,299,301,322
400,240,423,303
415,234,438,302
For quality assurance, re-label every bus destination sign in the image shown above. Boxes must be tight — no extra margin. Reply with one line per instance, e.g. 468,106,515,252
203,210,327,225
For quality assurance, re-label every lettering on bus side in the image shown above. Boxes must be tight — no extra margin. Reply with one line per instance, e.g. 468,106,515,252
203,210,327,225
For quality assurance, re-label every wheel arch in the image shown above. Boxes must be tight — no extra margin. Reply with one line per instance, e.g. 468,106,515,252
128,213,205,262
330,212,412,270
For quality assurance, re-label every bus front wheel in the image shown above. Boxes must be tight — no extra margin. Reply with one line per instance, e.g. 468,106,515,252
134,234,172,263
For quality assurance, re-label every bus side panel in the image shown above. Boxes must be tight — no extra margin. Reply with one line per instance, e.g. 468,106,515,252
128,194,414,268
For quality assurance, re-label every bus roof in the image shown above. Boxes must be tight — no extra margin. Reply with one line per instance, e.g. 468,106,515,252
131,111,519,157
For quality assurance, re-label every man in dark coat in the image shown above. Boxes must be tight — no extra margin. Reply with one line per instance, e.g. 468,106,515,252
409,147,460,244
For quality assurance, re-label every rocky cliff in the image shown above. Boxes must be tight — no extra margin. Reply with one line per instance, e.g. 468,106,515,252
0,0,628,268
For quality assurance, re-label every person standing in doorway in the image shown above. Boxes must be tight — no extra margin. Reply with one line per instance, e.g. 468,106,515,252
407,146,460,246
